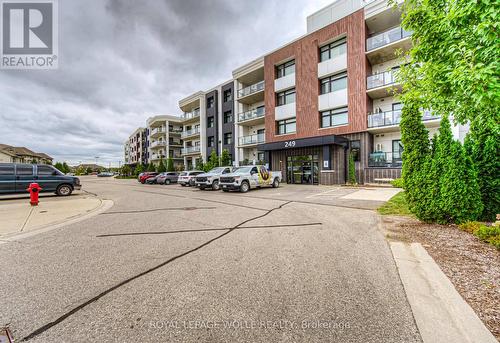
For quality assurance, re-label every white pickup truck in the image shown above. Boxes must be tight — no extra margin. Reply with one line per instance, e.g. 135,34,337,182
219,165,282,193
194,166,236,191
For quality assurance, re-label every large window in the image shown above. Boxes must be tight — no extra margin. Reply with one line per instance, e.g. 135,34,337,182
319,38,347,62
224,132,232,145
321,107,348,128
208,136,215,147
277,118,296,135
223,111,233,123
320,72,347,94
350,140,360,162
207,97,214,108
0,165,14,175
207,117,214,128
276,88,296,106
276,60,295,78
223,89,232,102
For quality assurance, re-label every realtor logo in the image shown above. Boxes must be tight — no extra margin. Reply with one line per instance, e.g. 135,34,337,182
1,0,58,69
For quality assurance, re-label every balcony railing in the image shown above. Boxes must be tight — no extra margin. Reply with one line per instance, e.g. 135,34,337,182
238,107,265,123
237,80,265,99
366,26,412,51
182,146,201,155
367,70,399,89
368,152,403,168
169,127,183,134
150,141,166,148
151,154,166,160
181,127,200,138
151,127,166,136
368,109,441,128
169,139,183,146
182,109,200,121
239,133,265,146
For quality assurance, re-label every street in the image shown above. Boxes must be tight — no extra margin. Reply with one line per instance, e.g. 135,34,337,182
0,177,420,342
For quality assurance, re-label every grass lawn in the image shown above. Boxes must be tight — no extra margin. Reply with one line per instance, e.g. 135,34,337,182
377,191,413,216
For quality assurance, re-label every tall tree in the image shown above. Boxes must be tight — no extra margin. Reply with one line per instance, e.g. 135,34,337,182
220,149,231,167
166,157,175,172
157,159,166,173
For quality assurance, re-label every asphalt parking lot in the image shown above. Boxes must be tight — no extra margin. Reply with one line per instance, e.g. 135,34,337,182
0,177,419,343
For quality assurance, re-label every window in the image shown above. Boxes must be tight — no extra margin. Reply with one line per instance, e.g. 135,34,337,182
224,132,233,145
276,60,295,78
223,111,233,123
320,72,347,94
207,97,214,108
0,165,14,175
321,107,348,128
38,165,56,176
223,89,232,102
276,88,296,106
207,117,214,128
277,118,296,135
251,167,258,174
319,38,347,62
350,140,360,162
208,136,215,147
257,152,265,162
16,165,33,175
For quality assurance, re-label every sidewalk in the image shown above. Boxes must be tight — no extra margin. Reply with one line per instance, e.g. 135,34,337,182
0,195,103,239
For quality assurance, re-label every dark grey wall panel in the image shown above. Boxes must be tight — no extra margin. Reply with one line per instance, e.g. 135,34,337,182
205,90,218,157
221,81,235,160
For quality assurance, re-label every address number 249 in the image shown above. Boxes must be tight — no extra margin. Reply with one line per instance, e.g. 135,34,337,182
284,141,296,148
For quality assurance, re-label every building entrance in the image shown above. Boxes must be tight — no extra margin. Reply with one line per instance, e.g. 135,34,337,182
286,155,319,185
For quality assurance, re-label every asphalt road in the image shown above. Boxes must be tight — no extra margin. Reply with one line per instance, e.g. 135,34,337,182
0,177,421,342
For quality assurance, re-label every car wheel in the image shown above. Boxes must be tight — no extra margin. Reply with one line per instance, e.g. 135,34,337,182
240,181,250,193
56,184,73,196
180,183,186,187
165,179,171,185
212,180,220,191
272,178,280,188
189,179,195,187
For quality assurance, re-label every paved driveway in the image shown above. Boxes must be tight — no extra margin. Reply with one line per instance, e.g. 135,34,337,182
0,177,419,342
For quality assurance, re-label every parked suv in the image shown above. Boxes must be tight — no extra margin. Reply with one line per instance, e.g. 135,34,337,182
195,166,235,191
156,172,179,185
139,172,158,184
178,170,204,187
0,163,81,196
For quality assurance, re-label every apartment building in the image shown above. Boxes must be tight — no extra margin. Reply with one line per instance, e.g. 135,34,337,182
146,115,184,169
178,80,236,169
125,128,147,166
0,144,53,164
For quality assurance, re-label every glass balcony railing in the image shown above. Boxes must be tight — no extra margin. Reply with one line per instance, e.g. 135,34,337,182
237,80,265,99
368,109,441,128
239,133,265,146
151,127,166,136
238,107,265,122
366,26,412,51
368,151,403,168
181,127,200,138
150,141,166,148
182,109,200,121
169,127,183,134
182,146,201,155
367,70,399,89
151,153,166,160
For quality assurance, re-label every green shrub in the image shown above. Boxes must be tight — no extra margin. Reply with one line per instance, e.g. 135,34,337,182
458,221,483,234
348,152,356,184
474,225,500,241
391,178,404,188
487,235,500,249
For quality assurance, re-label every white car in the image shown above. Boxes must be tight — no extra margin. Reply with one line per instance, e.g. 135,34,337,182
177,170,204,187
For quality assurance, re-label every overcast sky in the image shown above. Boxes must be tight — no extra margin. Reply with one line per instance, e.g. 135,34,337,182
0,0,334,166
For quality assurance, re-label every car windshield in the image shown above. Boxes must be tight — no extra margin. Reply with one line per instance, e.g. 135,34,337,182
233,167,253,174
180,172,188,176
208,167,225,174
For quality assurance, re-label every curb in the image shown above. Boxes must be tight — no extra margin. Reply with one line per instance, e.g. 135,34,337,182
390,242,497,343
0,199,114,244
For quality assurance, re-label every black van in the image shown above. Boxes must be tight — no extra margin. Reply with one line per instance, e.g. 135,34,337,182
0,163,81,196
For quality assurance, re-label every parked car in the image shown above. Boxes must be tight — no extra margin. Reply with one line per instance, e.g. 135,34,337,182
0,163,81,196
156,172,179,185
97,172,114,177
139,172,158,184
178,170,204,187
219,165,282,193
195,166,235,191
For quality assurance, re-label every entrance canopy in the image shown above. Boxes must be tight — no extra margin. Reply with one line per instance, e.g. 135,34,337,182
258,134,348,151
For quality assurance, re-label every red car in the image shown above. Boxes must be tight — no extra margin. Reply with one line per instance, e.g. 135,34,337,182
139,172,158,184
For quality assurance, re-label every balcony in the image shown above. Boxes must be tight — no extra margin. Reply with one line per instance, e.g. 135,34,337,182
368,151,402,168
151,153,166,161
239,133,265,147
182,146,201,155
181,109,200,122
169,152,183,159
150,127,166,137
169,127,183,134
238,107,265,125
366,70,402,98
367,109,441,132
150,141,166,149
366,26,412,64
169,139,183,146
181,127,200,139
237,80,265,104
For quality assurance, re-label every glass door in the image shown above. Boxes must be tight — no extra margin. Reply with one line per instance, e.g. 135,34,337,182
286,155,319,185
